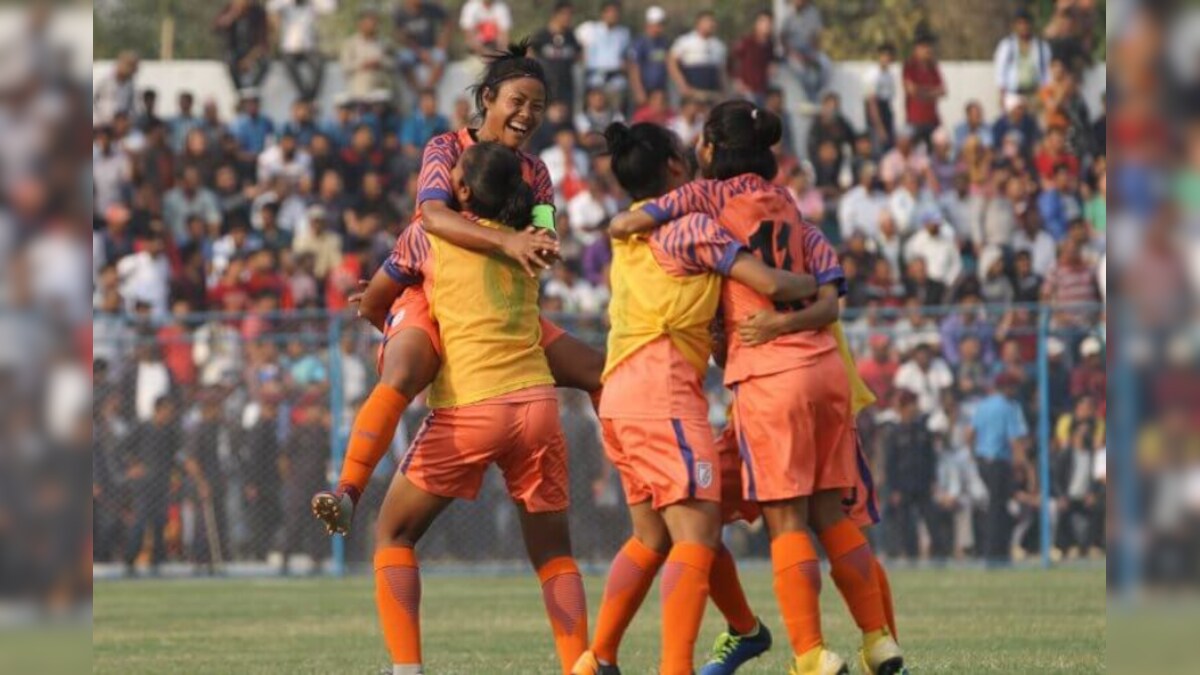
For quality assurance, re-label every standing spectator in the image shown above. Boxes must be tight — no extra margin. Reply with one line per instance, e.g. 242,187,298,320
459,0,512,54
280,395,330,574
169,92,202,152
953,100,993,156
780,0,829,106
184,391,230,570
879,127,930,191
241,387,282,560
400,89,450,166
540,127,589,209
393,0,452,91
229,90,276,158
1037,163,1082,242
838,162,886,241
93,126,133,215
576,1,631,106
992,94,1041,162
730,11,777,104
902,257,947,307
858,334,899,406
215,0,271,90
530,2,581,111
163,166,221,241
1052,419,1101,558
340,9,393,101
862,42,898,154
894,342,954,415
626,5,669,107
884,390,940,560
94,51,139,125
1042,238,1101,331
667,12,728,101
902,33,946,147
939,292,996,367
978,245,1015,306
122,395,180,575
969,373,1030,566
806,91,855,170
993,8,1052,104
269,0,327,101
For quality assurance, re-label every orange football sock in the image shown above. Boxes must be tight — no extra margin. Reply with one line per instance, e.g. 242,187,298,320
875,558,898,641
592,537,666,664
660,542,716,675
374,547,422,668
819,520,887,635
338,385,409,494
771,531,823,655
709,545,758,635
537,557,589,675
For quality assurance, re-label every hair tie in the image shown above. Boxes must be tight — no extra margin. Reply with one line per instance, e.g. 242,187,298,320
751,108,759,120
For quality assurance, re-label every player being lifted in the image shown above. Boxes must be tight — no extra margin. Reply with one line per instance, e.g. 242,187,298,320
367,142,587,675
312,43,604,535
572,121,817,675
609,101,905,675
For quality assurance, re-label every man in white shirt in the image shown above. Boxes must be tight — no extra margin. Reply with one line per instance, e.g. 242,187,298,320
256,131,313,185
1011,213,1057,277
539,127,590,210
894,342,955,415
904,207,963,286
575,1,631,100
862,42,897,153
268,0,330,100
838,162,887,241
459,0,511,53
340,9,393,99
667,11,727,100
566,176,617,248
117,232,171,317
162,167,222,242
93,125,133,215
93,51,138,125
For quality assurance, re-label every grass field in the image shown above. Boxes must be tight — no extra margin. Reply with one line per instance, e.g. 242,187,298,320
93,565,1105,674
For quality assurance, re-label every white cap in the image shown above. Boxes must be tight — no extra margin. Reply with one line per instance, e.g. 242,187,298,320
1046,337,1065,358
1003,92,1025,112
1080,336,1102,357
646,6,666,24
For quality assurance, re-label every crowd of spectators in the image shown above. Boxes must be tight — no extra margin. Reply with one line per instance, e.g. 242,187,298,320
91,0,1106,570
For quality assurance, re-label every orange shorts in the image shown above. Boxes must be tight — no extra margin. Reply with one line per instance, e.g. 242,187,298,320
715,425,761,524
601,417,720,510
399,386,569,513
378,287,568,373
731,356,857,502
841,430,881,528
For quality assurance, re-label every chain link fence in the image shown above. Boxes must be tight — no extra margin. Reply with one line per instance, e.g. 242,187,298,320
92,302,1105,578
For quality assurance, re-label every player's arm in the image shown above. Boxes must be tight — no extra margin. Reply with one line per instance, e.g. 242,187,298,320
357,267,407,333
736,283,840,346
727,252,817,303
421,203,557,277
611,182,716,240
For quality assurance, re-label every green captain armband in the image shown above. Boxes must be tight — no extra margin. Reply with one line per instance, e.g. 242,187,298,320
531,204,556,233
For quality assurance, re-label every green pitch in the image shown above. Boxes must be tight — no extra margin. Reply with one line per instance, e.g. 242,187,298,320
93,566,1104,674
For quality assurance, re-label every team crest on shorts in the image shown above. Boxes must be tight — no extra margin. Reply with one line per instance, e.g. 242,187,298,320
695,462,714,489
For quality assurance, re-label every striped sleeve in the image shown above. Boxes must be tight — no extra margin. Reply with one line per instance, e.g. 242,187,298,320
640,180,722,224
415,132,461,206
651,213,746,277
526,154,555,205
800,223,846,296
383,223,430,285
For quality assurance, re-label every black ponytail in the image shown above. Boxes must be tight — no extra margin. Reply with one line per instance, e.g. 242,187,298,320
702,100,782,181
459,142,534,229
469,39,548,120
604,122,685,201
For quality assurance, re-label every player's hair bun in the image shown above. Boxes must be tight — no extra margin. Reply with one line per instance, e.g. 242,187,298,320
603,122,637,155
751,107,783,150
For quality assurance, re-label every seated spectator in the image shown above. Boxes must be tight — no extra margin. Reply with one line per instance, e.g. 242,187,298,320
214,164,251,225
566,175,617,249
668,11,728,101
339,125,389,195
862,42,898,154
163,166,221,242
977,245,1014,306
1042,238,1102,331
960,135,993,194
894,341,955,415
1052,418,1102,559
169,91,202,152
211,218,262,279
731,11,777,104
1037,163,1082,242
811,139,842,198
540,127,589,209
889,170,935,234
347,171,401,237
807,91,855,169
864,257,904,308
928,128,956,193
1034,126,1081,183
543,265,608,314
1011,250,1043,303
903,256,948,307
1084,168,1106,240
939,292,996,366
992,8,1052,103
400,89,451,163
281,99,321,148
873,210,904,274
311,169,350,235
666,96,705,148
893,297,942,355
117,229,171,317
257,131,313,185
257,202,294,253
838,161,886,241
292,205,342,280
229,89,275,158
954,336,990,403
938,172,973,242
858,334,899,405
459,0,511,54
780,0,830,105
992,94,1040,161
1069,336,1106,410
321,95,359,150
630,88,672,125
178,129,219,187
993,336,1032,383
902,207,960,285
393,0,452,91
969,173,1023,252
1054,395,1105,452
763,87,796,157
879,127,930,190
575,86,624,150
786,163,824,224
953,100,993,157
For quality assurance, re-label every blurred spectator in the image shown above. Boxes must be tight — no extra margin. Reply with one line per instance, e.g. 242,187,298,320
969,373,1030,566
1039,61,1093,159
1069,336,1105,409
281,99,321,147
858,334,899,405
970,174,1022,253
1034,126,1080,183
879,127,930,191
241,388,282,560
838,162,886,241
993,8,1052,104
730,11,777,104
229,90,276,157
763,87,795,157
566,175,617,250
873,211,904,275
576,1,631,106
122,395,180,575
575,86,624,149
393,0,451,91
540,127,589,209
902,34,946,147
668,11,727,101
894,341,954,415
862,43,898,154
1052,418,1102,558
163,166,221,241
889,170,934,234
1041,238,1101,330
117,230,171,316
93,126,132,215
1037,163,1082,242
339,125,388,195
544,265,607,314
94,50,138,125
322,95,358,150
1011,249,1043,303
530,2,582,110
978,245,1014,306
992,94,1040,161
785,164,824,224
179,129,220,187
184,391,230,569
269,0,328,101
280,396,330,574
666,95,705,148
928,128,956,193
340,9,393,100
902,257,947,307
1083,169,1105,238
459,0,511,54
780,0,829,105
292,205,342,279
807,92,855,170
169,92,202,152
884,390,941,561
631,88,672,125
938,173,972,242
215,0,271,90
953,100,993,156
939,293,996,366
400,89,450,167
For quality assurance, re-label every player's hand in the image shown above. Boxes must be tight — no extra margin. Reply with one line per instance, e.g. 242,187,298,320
737,311,785,346
501,227,560,277
347,279,369,305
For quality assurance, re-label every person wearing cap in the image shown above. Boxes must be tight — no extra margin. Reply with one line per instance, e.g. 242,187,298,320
215,0,271,90
291,204,342,279
575,1,631,104
991,92,1041,162
229,88,276,157
901,33,945,148
1070,336,1106,407
340,8,394,100
993,8,1052,105
627,5,669,106
967,372,1030,566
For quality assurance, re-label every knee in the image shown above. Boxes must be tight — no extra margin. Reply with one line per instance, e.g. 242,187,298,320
632,519,672,556
375,517,422,551
381,367,423,400
807,493,847,535
763,499,810,536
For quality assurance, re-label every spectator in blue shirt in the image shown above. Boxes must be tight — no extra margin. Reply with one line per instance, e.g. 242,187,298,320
939,292,997,367
280,99,320,148
321,94,359,150
229,89,275,157
169,91,203,152
400,89,451,165
627,6,670,106
968,373,1030,565
992,93,1040,162
1036,163,1082,242
952,100,992,158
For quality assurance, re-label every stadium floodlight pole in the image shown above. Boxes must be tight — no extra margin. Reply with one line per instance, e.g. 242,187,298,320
328,316,347,578
1036,306,1052,570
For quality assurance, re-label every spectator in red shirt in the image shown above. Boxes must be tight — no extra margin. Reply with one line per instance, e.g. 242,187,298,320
1070,336,1106,412
731,11,777,104
157,299,197,386
858,334,899,405
630,88,673,125
1034,126,1080,183
902,33,946,148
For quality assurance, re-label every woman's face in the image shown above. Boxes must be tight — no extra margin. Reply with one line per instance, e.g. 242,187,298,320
481,77,546,149
695,136,715,177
